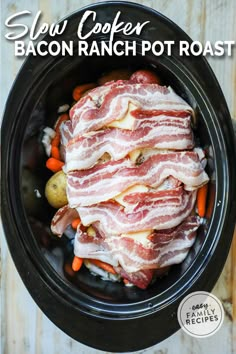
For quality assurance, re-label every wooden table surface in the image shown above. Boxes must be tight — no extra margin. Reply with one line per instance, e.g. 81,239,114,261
1,0,236,353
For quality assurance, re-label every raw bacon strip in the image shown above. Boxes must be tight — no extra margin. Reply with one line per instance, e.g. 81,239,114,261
73,216,199,286
124,187,186,214
115,267,170,289
51,205,78,236
117,268,155,289
123,186,184,205
69,81,122,131
107,216,199,272
74,227,118,266
60,120,73,161
114,178,181,209
73,188,186,259
76,190,197,234
67,151,208,207
67,158,133,207
156,176,181,190
73,230,167,289
131,109,191,119
70,83,193,135
65,115,193,171
60,120,73,147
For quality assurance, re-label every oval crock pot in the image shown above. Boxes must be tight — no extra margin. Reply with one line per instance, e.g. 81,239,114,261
1,1,236,352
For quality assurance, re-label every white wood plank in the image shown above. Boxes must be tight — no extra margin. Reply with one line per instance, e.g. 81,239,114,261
232,228,236,354
1,1,40,352
1,0,38,117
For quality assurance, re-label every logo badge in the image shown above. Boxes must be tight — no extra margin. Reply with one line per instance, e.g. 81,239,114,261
177,291,224,338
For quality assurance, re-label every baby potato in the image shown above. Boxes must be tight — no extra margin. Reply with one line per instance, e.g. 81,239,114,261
45,170,68,208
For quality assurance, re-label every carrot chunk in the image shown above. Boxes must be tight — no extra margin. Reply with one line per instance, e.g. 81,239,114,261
206,184,215,219
71,218,81,230
51,134,60,147
72,83,96,101
89,259,116,275
51,146,61,160
72,256,83,272
46,158,64,172
197,183,208,217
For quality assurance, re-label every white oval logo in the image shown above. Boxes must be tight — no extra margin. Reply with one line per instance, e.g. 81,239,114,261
177,291,224,338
